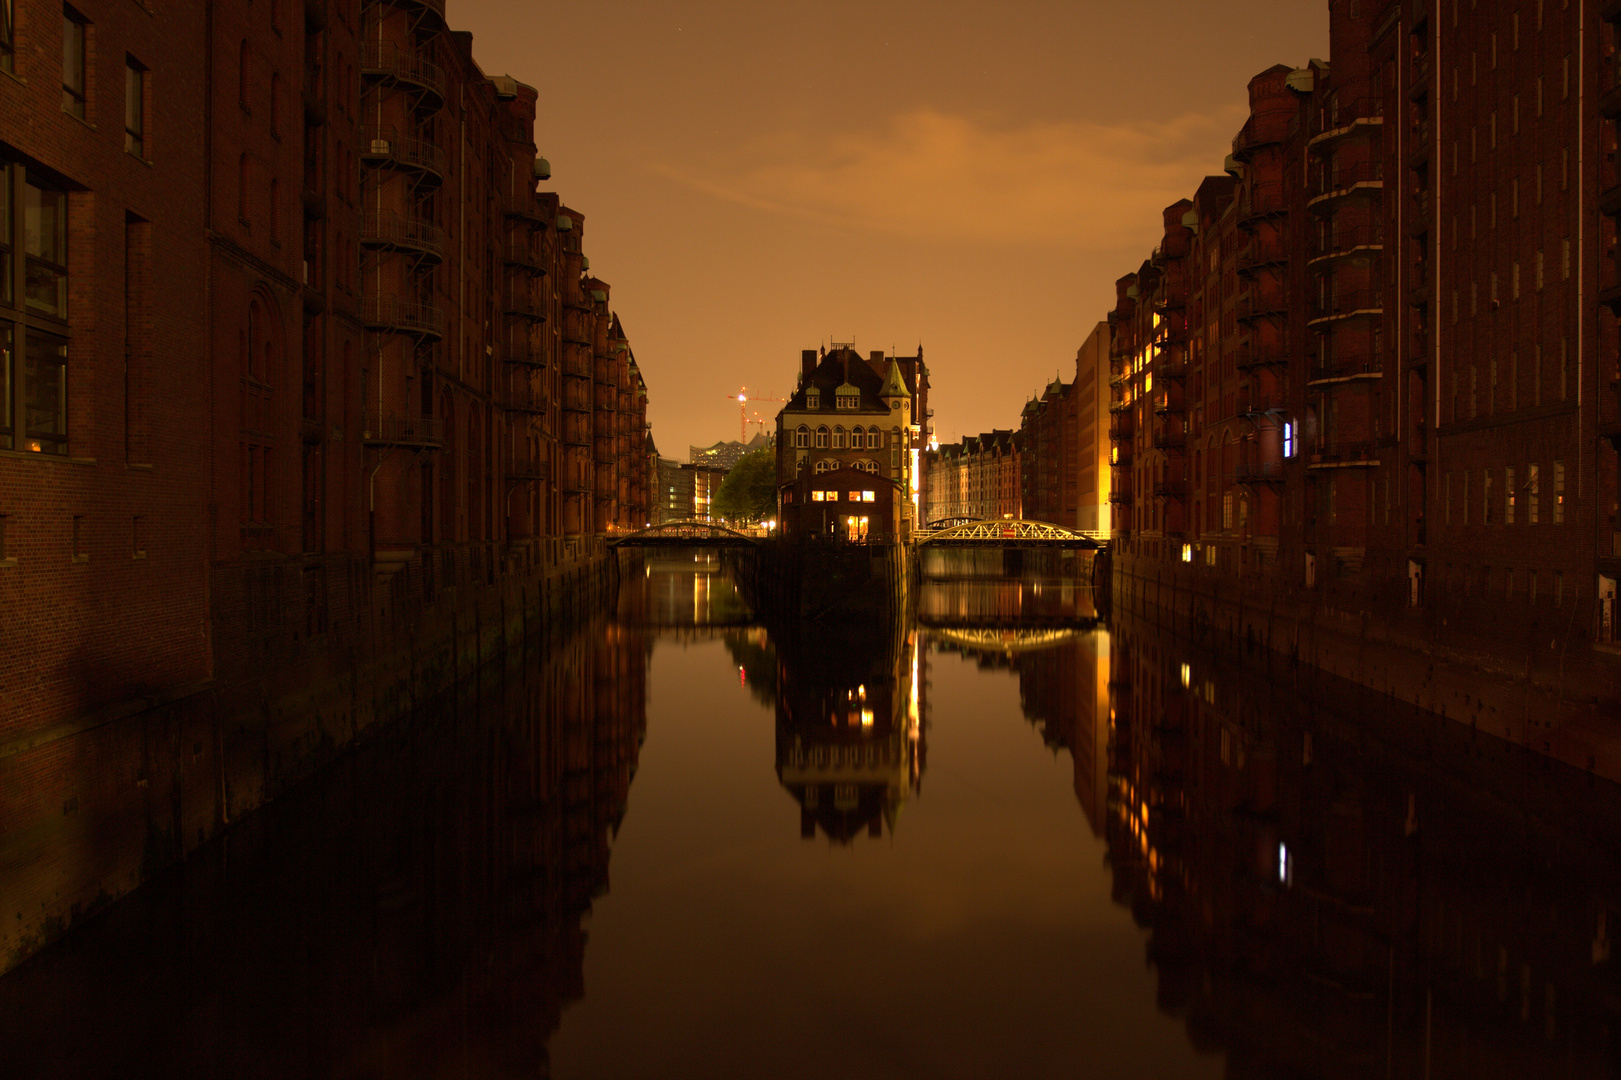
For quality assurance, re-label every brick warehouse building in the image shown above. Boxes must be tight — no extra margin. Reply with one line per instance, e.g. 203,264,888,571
926,320,1111,531
0,0,652,974
1104,0,1620,739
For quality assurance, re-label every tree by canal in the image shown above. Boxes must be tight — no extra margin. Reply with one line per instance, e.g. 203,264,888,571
713,447,777,524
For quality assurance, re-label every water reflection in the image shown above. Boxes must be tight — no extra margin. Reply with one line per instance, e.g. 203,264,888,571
1103,612,1621,1077
770,617,924,843
0,616,651,1078
3,552,1618,1078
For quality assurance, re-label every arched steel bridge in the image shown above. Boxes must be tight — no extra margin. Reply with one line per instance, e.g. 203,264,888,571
607,520,761,548
917,519,1108,549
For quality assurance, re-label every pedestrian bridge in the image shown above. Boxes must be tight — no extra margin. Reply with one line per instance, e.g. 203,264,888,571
917,519,1107,550
926,625,1091,654
608,520,761,548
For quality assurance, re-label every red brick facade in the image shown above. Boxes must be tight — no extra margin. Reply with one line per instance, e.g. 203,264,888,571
0,0,652,974
1102,0,1621,694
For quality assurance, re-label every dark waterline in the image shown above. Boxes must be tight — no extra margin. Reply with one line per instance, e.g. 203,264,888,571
3,552,1619,1078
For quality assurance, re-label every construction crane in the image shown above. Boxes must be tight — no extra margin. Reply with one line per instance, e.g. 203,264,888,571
726,387,786,441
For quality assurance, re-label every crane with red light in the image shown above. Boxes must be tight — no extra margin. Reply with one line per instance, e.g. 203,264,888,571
726,387,786,442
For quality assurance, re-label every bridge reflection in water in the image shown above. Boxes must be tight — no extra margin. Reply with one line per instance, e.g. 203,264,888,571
5,547,1621,1078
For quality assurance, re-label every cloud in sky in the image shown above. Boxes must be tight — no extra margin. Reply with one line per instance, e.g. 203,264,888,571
658,106,1249,250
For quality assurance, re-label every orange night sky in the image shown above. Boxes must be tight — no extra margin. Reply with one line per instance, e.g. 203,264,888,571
454,1,1330,457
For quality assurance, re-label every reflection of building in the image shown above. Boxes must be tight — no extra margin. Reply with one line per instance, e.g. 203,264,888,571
0,617,653,1075
1102,611,1621,1075
775,346,932,539
773,618,925,842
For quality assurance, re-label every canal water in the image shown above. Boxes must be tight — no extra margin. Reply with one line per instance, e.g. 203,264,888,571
4,550,1620,1078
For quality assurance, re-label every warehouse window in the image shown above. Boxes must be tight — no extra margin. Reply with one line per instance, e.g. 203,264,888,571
125,58,147,157
62,7,87,119
1,0,14,73
0,166,73,455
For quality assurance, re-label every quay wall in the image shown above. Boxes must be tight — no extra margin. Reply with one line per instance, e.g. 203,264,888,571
0,546,622,976
1112,556,1621,783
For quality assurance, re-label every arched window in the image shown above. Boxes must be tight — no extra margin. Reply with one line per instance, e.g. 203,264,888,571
795,425,808,448
815,426,829,449
849,426,864,448
867,428,881,449
239,41,251,109
832,426,846,449
814,459,832,474
796,457,806,473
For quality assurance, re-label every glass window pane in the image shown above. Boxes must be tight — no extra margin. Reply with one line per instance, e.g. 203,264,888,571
24,182,67,316
24,331,67,453
0,323,12,449
61,12,84,115
125,61,144,154
0,167,10,306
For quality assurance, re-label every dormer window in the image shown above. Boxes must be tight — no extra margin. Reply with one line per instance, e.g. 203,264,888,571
805,389,820,408
836,394,859,409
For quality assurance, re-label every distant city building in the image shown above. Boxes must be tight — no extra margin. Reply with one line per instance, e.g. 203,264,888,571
925,321,1110,531
657,459,728,522
775,346,931,541
925,430,1022,523
690,432,772,472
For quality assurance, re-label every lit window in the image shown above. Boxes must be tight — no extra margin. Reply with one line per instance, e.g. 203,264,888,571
1181,543,1192,562
1283,421,1295,458
862,490,875,502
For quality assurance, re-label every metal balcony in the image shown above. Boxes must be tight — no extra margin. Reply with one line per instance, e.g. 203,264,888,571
1307,289,1383,327
502,194,548,226
1238,187,1288,228
361,131,445,184
1153,478,1187,499
1305,441,1381,469
503,340,546,368
360,42,446,113
1308,161,1384,210
361,297,444,339
362,411,442,447
1234,461,1284,485
1308,353,1384,385
361,210,444,261
1235,290,1288,323
1308,97,1383,150
1235,338,1288,370
503,242,546,273
1307,225,1384,267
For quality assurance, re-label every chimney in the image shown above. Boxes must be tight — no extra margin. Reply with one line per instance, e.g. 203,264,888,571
801,349,817,381
869,350,884,375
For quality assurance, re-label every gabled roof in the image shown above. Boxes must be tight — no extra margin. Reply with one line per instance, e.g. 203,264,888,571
782,347,897,417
